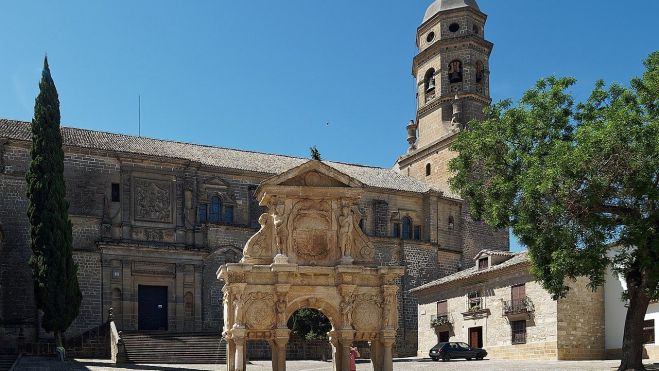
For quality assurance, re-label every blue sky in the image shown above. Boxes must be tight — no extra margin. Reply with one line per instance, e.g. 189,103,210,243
1,1,657,252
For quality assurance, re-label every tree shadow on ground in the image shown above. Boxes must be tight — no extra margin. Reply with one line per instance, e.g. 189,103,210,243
74,360,217,371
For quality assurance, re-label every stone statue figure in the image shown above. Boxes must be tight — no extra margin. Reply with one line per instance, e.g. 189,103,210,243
273,203,286,256
340,294,355,325
339,204,354,258
242,213,272,262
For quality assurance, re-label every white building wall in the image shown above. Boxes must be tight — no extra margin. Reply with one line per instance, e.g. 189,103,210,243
604,265,627,351
645,303,659,346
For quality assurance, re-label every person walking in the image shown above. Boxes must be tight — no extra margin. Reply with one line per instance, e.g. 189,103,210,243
349,345,360,371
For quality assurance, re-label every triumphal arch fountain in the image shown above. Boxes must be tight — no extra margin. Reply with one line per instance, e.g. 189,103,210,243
218,161,404,371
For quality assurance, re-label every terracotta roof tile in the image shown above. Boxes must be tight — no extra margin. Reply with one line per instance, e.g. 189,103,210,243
1,119,435,194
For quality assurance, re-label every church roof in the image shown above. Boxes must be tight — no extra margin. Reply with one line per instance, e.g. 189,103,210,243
423,0,480,23
0,119,440,195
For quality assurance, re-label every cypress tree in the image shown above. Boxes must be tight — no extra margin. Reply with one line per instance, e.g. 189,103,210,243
26,57,82,348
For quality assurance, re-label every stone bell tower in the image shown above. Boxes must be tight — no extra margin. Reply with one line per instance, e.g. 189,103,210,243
397,0,493,194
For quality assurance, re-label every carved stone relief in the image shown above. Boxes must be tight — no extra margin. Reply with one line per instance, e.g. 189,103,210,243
241,292,276,330
132,261,175,276
134,178,172,223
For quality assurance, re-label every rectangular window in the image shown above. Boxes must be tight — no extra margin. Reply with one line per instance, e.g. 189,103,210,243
644,319,655,344
111,183,120,202
478,257,489,270
224,205,234,225
511,320,527,344
436,300,448,316
393,223,400,238
413,225,421,240
467,291,481,311
198,204,208,224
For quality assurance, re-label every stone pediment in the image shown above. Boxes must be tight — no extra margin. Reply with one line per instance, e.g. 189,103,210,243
242,160,374,267
260,160,363,189
203,176,231,189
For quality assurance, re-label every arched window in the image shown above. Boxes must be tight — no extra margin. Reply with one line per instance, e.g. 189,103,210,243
224,205,234,225
209,196,221,223
426,163,432,176
402,217,413,240
476,61,484,83
184,292,194,318
424,68,436,92
448,60,463,83
198,204,208,224
448,215,455,230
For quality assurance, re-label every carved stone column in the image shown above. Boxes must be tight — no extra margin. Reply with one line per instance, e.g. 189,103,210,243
369,339,382,371
381,333,396,371
273,328,290,371
328,331,340,371
232,328,247,371
268,339,278,371
225,337,235,371
338,330,355,371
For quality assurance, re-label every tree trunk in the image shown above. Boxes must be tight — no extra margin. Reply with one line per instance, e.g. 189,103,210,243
618,272,650,371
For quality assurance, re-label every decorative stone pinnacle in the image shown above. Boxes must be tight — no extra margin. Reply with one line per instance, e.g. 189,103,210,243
406,120,418,152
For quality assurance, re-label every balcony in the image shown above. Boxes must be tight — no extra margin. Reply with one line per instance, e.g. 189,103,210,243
503,297,535,317
430,314,452,328
462,297,489,317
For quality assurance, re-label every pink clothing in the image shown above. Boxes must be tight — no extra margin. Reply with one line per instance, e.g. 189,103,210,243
349,348,360,371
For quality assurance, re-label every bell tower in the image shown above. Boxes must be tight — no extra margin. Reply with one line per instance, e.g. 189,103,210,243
397,0,493,195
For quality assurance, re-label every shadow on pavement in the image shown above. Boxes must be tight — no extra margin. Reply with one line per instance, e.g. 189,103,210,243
74,360,218,371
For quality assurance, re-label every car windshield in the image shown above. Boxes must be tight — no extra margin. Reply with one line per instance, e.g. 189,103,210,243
433,342,447,349
458,342,470,350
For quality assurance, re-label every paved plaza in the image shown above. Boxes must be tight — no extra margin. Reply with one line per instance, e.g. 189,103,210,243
10,357,659,371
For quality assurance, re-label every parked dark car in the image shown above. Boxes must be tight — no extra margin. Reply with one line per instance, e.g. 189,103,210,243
429,342,487,361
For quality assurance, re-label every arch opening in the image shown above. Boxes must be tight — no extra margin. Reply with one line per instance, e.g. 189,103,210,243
286,308,333,361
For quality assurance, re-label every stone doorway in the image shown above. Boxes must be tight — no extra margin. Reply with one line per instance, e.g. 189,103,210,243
138,285,168,331
469,326,483,349
218,161,404,371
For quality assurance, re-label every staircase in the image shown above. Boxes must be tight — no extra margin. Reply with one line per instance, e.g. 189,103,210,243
66,322,110,359
0,355,17,371
121,332,226,364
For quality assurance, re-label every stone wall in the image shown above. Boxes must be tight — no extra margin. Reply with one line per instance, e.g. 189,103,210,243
416,263,560,360
67,251,103,337
556,277,605,360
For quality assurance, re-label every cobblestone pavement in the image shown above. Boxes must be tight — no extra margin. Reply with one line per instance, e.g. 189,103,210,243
12,356,659,371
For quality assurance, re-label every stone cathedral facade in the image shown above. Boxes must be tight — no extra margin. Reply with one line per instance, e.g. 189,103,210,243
0,0,507,356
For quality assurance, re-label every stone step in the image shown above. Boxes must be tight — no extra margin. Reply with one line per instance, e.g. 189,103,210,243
121,332,226,364
0,355,17,371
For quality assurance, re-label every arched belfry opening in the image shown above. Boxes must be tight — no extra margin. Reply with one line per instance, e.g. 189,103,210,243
219,160,404,371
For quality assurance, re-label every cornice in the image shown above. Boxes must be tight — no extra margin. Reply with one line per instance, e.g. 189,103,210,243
417,93,491,119
398,133,458,168
418,6,487,35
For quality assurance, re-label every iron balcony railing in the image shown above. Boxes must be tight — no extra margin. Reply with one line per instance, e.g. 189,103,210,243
430,314,452,328
503,297,534,316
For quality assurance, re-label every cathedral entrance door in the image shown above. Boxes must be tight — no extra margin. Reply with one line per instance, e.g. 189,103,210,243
138,285,168,331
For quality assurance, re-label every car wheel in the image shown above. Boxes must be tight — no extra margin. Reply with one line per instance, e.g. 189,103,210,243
466,357,472,361
477,356,483,360
431,357,438,361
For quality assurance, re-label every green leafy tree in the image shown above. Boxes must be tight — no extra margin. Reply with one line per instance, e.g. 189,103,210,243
287,308,332,340
449,53,658,371
26,57,82,348
310,146,322,161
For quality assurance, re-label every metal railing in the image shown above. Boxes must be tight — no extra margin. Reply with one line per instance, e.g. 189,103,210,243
430,314,452,328
502,297,534,316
